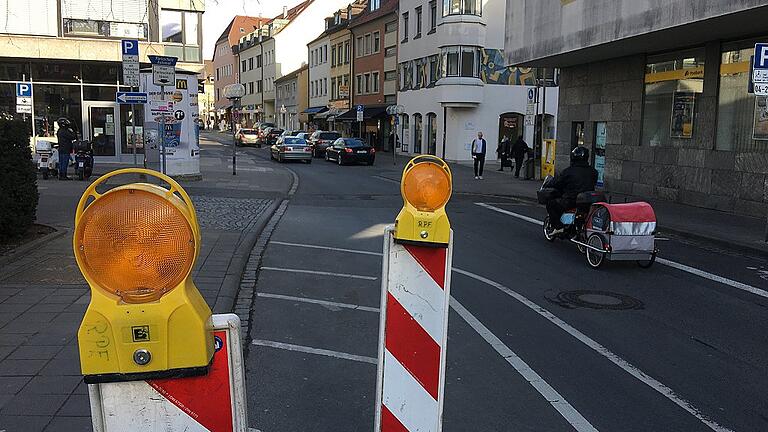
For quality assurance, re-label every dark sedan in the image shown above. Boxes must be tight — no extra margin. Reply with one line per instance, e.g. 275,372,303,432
309,131,342,157
265,128,285,146
324,138,375,166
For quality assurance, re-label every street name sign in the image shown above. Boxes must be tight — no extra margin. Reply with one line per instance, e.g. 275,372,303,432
148,55,177,87
116,92,148,104
122,39,140,87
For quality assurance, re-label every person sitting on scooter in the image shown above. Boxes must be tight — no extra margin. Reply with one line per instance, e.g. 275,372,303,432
56,118,76,180
546,146,598,234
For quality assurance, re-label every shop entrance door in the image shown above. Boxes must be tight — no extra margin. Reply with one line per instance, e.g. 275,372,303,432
83,102,120,158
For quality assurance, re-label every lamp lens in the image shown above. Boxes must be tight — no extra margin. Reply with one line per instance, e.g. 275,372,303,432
402,161,451,212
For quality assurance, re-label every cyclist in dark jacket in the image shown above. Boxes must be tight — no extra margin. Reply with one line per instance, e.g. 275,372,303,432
547,147,598,230
56,118,77,180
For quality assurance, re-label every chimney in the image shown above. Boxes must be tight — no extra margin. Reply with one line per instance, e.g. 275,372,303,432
283,5,288,18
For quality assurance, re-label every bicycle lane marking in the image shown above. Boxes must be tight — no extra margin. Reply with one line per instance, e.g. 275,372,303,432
475,202,768,300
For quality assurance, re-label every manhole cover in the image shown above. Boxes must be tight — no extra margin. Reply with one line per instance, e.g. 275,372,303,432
554,290,643,310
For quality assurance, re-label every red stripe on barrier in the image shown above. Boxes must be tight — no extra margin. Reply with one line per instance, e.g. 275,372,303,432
403,244,446,289
381,404,409,432
385,293,440,399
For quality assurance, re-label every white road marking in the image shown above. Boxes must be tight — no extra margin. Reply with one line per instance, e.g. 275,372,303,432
251,339,377,364
262,240,735,431
450,297,599,432
257,292,380,312
372,175,400,184
476,202,768,300
454,268,734,432
271,240,382,256
260,266,378,280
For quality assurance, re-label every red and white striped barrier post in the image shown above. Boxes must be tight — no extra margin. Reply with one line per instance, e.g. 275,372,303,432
375,156,453,432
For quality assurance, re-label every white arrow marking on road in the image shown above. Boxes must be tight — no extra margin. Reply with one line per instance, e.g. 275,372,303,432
475,202,768,300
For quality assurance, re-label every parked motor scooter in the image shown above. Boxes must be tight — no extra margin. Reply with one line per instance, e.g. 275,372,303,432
35,138,59,180
74,140,94,180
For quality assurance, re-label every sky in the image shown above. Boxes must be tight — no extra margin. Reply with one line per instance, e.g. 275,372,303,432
203,0,306,60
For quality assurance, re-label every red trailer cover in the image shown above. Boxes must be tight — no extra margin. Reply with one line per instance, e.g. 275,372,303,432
600,202,656,223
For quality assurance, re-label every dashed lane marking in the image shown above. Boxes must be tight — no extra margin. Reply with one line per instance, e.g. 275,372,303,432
251,339,377,364
476,202,768,301
260,267,378,281
257,292,380,312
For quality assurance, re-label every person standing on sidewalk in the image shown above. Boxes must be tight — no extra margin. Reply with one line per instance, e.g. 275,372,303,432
511,135,529,178
471,131,487,179
497,135,511,171
56,118,76,180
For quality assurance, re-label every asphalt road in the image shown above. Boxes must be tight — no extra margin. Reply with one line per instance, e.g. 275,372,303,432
228,141,768,432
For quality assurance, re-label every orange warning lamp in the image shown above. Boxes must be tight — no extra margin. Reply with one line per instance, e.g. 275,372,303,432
394,155,452,246
75,168,213,383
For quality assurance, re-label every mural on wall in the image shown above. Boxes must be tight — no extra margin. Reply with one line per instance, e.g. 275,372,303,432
481,49,537,85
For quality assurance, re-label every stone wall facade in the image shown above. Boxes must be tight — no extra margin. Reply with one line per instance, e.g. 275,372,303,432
556,52,768,218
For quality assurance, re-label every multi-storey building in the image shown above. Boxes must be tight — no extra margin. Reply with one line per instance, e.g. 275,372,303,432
238,0,354,126
0,0,207,162
397,0,557,161
307,24,332,125
346,0,399,149
213,15,265,127
275,65,306,131
200,60,216,129
505,0,768,217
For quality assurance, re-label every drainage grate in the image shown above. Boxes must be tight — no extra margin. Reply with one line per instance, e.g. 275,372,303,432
552,290,644,310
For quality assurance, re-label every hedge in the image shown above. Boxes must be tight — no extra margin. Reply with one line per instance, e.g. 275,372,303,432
0,119,38,241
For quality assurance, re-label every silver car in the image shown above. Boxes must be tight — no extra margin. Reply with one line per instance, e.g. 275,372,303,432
271,136,313,163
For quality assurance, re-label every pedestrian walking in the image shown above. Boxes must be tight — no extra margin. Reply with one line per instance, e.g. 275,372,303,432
511,135,529,178
497,135,511,171
471,131,487,179
55,118,76,180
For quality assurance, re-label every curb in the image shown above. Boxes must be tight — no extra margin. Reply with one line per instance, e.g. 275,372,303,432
212,199,282,314
0,227,67,268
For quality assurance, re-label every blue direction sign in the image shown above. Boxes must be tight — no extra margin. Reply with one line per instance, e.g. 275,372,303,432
16,82,31,98
116,92,148,104
148,55,178,66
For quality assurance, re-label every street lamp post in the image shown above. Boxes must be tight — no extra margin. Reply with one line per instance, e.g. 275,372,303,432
224,84,246,176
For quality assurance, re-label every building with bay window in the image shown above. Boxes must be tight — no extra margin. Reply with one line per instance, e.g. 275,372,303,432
505,0,768,217
0,0,206,162
397,0,557,161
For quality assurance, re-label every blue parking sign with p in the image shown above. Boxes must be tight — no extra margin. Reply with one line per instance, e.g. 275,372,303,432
16,82,31,98
122,39,139,56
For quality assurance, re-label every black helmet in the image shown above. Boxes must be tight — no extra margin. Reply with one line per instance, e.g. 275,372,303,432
57,118,70,128
570,146,590,165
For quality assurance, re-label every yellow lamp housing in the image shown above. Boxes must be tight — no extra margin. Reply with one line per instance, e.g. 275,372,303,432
74,168,214,383
394,155,452,247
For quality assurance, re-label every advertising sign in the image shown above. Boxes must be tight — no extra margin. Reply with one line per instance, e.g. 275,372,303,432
594,122,607,188
670,92,695,139
753,96,768,140
142,72,200,176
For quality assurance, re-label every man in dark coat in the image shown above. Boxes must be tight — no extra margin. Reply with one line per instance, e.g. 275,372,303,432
510,136,529,178
56,118,77,180
496,135,511,171
546,146,599,231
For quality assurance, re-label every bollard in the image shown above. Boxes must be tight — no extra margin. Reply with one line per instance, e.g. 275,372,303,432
375,156,454,432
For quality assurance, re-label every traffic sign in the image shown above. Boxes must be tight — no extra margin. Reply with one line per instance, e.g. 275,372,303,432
122,39,140,87
16,82,31,98
356,104,364,122
16,105,31,114
149,55,178,87
753,44,768,84
755,83,768,96
116,91,148,104
16,97,31,106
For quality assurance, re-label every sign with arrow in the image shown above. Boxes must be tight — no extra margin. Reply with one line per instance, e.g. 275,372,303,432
121,39,140,87
148,55,177,87
116,92,148,104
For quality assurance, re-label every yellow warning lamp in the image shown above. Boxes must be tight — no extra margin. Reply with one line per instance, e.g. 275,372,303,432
74,168,213,383
394,155,452,247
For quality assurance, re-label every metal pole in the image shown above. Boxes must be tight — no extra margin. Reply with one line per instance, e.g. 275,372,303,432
131,102,137,166
232,98,239,176
392,115,396,166
540,79,547,181
160,84,166,174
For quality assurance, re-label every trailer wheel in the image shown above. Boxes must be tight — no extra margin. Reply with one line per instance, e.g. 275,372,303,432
585,234,606,269
637,251,656,269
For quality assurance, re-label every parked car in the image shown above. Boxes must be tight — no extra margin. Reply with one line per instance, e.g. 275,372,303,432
271,136,312,163
325,137,375,166
256,122,275,145
308,131,342,157
265,128,285,145
294,132,310,141
281,130,305,138
236,128,260,147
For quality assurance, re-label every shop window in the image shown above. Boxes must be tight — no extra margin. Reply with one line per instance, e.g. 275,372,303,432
83,62,120,85
32,62,81,83
33,84,82,138
0,61,31,81
641,50,705,147
717,42,768,152
0,83,27,122
427,113,437,155
84,86,119,101
441,46,480,78
413,114,423,154
401,114,410,152
442,0,481,16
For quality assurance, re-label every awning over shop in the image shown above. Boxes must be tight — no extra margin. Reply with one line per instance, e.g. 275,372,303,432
335,105,389,122
314,110,333,119
302,106,328,114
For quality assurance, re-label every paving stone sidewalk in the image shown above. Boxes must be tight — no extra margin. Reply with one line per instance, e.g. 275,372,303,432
0,139,292,431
